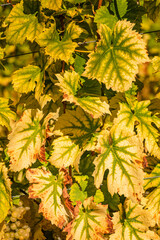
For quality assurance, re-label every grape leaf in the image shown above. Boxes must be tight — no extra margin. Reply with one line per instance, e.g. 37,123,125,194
94,6,118,29
0,47,4,59
26,168,69,228
0,98,16,130
8,109,45,171
49,136,82,169
74,54,86,75
110,199,159,240
0,163,11,223
113,100,160,158
64,197,113,240
94,189,104,204
12,65,42,94
41,0,62,10
83,20,149,92
56,71,110,118
5,1,42,44
144,164,160,225
93,130,144,202
64,22,83,40
54,107,101,148
110,0,128,19
66,0,86,3
70,176,88,204
36,28,77,63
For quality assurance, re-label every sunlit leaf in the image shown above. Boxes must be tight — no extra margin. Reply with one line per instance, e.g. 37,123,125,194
6,1,42,44
65,0,86,3
36,28,77,63
94,189,104,204
12,65,42,94
49,136,82,169
41,0,62,10
64,197,113,240
0,47,4,59
0,163,11,223
70,176,88,204
110,199,159,240
0,98,16,130
113,100,160,158
8,109,44,171
64,22,83,40
93,130,144,202
83,20,149,92
26,168,69,228
144,164,160,225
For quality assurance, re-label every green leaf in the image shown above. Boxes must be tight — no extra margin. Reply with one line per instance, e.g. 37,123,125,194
144,0,160,21
74,175,89,191
54,107,101,148
5,1,42,44
26,168,68,228
94,189,104,204
0,163,11,223
64,22,83,40
93,130,144,202
83,20,149,92
65,0,86,4
49,136,82,169
110,199,159,240
8,109,45,171
114,100,160,158
64,197,113,240
23,0,40,14
110,0,128,18
0,47,4,59
144,164,160,225
36,28,77,63
94,6,118,29
74,54,86,75
12,65,42,94
0,98,16,130
41,0,62,10
70,183,87,205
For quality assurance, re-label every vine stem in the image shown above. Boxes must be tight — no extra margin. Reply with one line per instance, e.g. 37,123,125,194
98,0,103,9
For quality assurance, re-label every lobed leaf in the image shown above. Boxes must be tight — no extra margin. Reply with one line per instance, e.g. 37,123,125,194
6,1,42,44
12,65,42,94
0,98,16,130
144,164,160,225
93,130,144,202
64,197,113,240
49,136,82,169
83,20,149,92
41,0,62,10
26,168,69,228
114,100,160,158
0,163,11,223
8,109,44,171
110,199,159,240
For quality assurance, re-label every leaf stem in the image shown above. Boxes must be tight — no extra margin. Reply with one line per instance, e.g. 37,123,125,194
98,0,103,9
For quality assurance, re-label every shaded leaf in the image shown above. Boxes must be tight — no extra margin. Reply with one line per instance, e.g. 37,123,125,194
0,163,11,223
0,47,4,60
74,54,86,75
93,130,144,202
83,20,149,92
26,168,69,228
64,22,83,40
8,109,44,171
0,98,16,130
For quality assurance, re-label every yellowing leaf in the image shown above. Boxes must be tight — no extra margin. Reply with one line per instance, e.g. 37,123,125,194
56,71,110,118
49,136,82,169
8,109,44,171
83,20,149,92
12,65,42,94
144,164,160,225
26,168,69,228
0,163,11,223
41,0,62,10
64,22,83,40
54,107,101,148
114,100,160,158
36,28,77,63
0,98,16,130
0,47,4,59
64,197,113,240
110,199,159,240
93,130,144,202
6,1,42,44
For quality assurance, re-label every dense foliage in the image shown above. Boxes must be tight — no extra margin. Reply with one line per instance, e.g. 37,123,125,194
0,0,160,239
